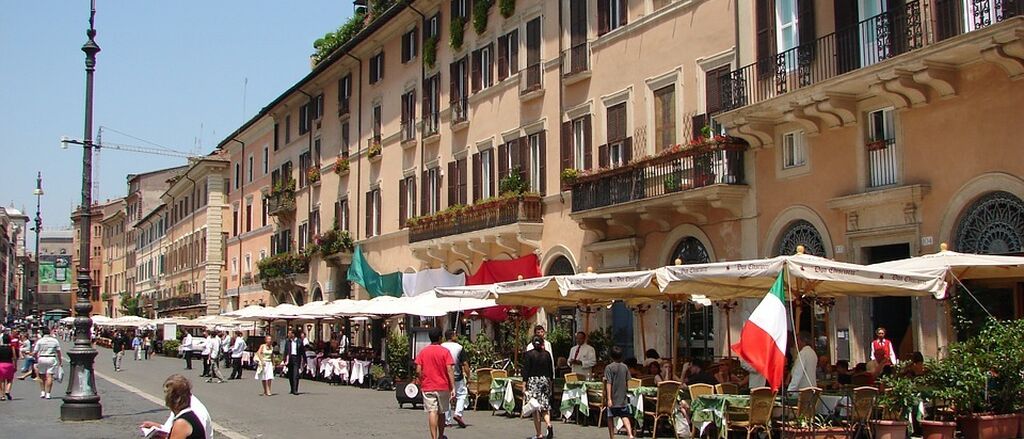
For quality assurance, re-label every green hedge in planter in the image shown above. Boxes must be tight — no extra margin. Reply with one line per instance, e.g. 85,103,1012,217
162,340,180,357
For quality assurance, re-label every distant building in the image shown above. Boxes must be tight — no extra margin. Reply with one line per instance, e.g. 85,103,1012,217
36,229,74,314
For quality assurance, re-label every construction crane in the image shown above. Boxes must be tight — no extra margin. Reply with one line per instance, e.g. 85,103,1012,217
61,127,200,195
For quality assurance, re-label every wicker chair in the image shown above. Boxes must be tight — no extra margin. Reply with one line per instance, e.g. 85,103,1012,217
642,380,681,438
564,372,580,383
715,382,740,395
845,386,879,439
586,385,606,427
468,368,493,410
779,387,822,428
491,369,508,379
727,387,775,439
688,382,716,400
628,378,642,390
640,375,657,387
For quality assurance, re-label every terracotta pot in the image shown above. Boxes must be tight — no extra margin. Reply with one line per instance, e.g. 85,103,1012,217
958,414,1020,439
870,420,910,439
919,420,957,439
779,427,848,439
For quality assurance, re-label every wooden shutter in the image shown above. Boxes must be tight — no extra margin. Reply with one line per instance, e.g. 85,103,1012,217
487,151,496,196
370,56,379,84
472,153,482,202
375,191,381,235
447,161,457,207
471,50,481,93
365,191,373,237
509,30,519,74
408,178,416,218
485,43,495,87
755,0,776,76
412,27,419,58
458,158,468,205
560,121,573,171
449,62,458,103
705,66,728,115
692,114,708,140
583,115,594,169
402,32,410,63
834,0,860,74
399,178,408,227
379,52,385,80
597,0,609,36
498,142,509,182
933,0,960,41
421,172,429,216
497,34,509,81
526,18,540,65
598,144,609,168
797,0,816,59
537,131,547,194
422,78,431,123
622,137,633,164
518,137,530,186
435,171,442,211
619,0,628,27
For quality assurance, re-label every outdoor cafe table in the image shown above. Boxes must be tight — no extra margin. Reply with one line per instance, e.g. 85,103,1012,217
691,394,751,439
627,386,686,430
490,377,523,413
558,381,603,418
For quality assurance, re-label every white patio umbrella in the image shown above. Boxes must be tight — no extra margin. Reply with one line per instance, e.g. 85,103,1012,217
223,304,270,319
870,243,1024,281
108,316,154,328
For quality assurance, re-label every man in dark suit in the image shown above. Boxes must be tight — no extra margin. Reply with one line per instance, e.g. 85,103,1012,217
282,329,305,395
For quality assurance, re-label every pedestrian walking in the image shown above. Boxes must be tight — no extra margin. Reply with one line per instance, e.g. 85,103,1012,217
254,335,275,396
282,330,304,395
143,335,151,360
604,346,635,439
523,336,555,439
0,338,15,400
198,331,212,378
220,332,231,369
17,332,35,380
441,329,469,428
205,331,225,384
33,327,62,399
229,331,245,380
415,328,454,439
111,330,129,372
133,333,143,361
181,332,194,370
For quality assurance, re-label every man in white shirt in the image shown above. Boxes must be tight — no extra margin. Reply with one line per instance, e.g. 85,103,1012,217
229,331,246,380
221,332,232,368
205,331,225,383
197,331,212,378
524,325,554,371
181,333,194,370
567,331,597,380
788,332,818,392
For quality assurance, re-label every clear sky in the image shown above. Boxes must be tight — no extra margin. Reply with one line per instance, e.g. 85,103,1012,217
0,1,354,239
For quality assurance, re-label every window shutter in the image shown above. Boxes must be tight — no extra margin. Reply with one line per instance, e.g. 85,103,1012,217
497,35,509,81
458,159,468,204
560,121,573,171
692,113,707,140
447,161,457,207
334,201,341,229
369,58,378,84
485,43,495,87
422,78,431,122
598,0,610,36
471,50,482,93
538,131,547,195
379,52,385,80
412,27,419,58
518,137,530,185
598,144,609,168
834,0,861,73
435,171,442,211
409,178,416,217
365,191,372,237
449,62,459,103
623,137,633,164
705,67,726,115
399,178,408,227
755,0,776,77
510,30,520,74
402,32,410,63
450,0,458,18
375,191,382,235
932,0,959,41
421,173,429,216
498,142,509,182
488,151,496,196
797,0,816,59
472,153,482,202
619,0,628,27
583,115,594,169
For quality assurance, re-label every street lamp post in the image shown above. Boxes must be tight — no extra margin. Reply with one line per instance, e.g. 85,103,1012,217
62,0,103,421
31,171,43,316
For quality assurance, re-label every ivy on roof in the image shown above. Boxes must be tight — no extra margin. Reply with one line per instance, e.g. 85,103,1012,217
311,0,398,66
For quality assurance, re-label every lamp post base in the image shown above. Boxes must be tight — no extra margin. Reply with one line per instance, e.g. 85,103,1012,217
60,402,103,421
60,348,103,421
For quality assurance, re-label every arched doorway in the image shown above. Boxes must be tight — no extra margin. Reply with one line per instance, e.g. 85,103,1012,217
544,255,577,340
667,237,714,360
775,219,827,256
953,191,1024,336
774,220,833,355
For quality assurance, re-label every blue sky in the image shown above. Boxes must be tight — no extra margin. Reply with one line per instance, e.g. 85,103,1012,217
0,1,353,237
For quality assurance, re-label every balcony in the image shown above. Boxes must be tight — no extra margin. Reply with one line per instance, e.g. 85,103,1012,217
156,293,202,312
561,42,591,83
450,97,468,126
266,187,296,218
715,2,1024,146
257,252,310,293
422,111,440,139
519,63,543,98
408,195,544,263
401,120,416,144
367,136,382,161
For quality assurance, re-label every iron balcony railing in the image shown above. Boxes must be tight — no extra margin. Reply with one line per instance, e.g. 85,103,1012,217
408,195,543,243
720,1,1022,112
266,190,296,216
520,63,542,94
561,42,590,77
451,97,468,124
571,139,747,212
156,293,202,311
422,111,440,137
867,138,899,187
401,120,416,142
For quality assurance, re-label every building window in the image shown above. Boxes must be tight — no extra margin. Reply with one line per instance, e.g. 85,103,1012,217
232,209,239,236
776,0,798,52
244,253,252,274
310,209,320,240
782,131,806,169
299,103,311,135
572,117,589,170
298,152,312,188
606,103,630,168
447,159,468,208
423,75,440,136
274,123,280,150
476,148,494,200
261,198,267,227
524,17,542,90
401,90,416,142
424,167,441,215
231,257,238,275
867,107,897,187
401,27,418,63
653,85,677,151
497,29,519,81
451,0,468,19
399,176,417,228
372,103,383,147
341,121,350,156
285,115,291,143
335,199,350,232
472,44,494,92
365,189,382,237
248,155,254,182
338,74,352,116
245,200,253,233
450,57,468,122
298,222,308,252
598,0,628,36
234,163,241,190
263,146,269,174
426,13,440,39
528,133,544,193
369,52,385,84
955,191,1024,255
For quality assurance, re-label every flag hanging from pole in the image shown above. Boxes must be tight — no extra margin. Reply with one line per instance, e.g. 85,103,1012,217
731,271,788,390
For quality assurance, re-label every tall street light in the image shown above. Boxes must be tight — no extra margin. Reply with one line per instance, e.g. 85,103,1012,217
62,0,102,421
31,171,43,316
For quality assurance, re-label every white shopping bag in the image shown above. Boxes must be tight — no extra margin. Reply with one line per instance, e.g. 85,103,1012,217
522,397,543,417
55,366,65,384
674,406,692,438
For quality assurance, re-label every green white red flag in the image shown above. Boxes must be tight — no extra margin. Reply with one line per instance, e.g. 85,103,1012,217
731,272,788,390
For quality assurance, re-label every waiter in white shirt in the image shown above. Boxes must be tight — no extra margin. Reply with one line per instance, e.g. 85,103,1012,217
229,331,246,380
787,332,818,392
524,325,554,371
181,333,194,370
567,331,596,380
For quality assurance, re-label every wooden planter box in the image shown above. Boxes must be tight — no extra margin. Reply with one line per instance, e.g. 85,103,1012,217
779,426,848,439
958,414,1021,439
870,420,910,439
920,420,957,439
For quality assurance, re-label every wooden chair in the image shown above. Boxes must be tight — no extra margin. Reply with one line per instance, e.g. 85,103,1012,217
715,382,740,395
688,382,716,400
845,386,879,439
628,378,642,390
640,375,656,387
491,369,508,379
586,385,606,427
642,380,681,438
467,368,493,410
728,387,775,439
564,372,580,383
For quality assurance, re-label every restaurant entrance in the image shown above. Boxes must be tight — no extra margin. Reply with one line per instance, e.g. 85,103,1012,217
866,243,913,359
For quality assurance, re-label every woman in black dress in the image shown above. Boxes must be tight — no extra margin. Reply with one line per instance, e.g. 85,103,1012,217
163,374,206,439
522,336,554,439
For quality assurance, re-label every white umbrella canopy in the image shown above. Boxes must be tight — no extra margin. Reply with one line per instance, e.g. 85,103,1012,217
320,299,372,317
656,253,949,300
89,315,112,323
405,291,497,316
108,316,154,328
356,296,406,316
59,316,75,324
223,304,270,318
870,243,1024,281
435,272,665,308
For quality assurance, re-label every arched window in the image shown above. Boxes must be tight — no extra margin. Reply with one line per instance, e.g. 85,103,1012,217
668,237,711,265
955,191,1024,254
775,219,826,256
545,255,575,275
666,237,713,359
311,287,323,303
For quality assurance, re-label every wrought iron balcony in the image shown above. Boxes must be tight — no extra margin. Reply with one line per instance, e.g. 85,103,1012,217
422,111,440,138
155,293,202,311
450,97,468,125
571,138,747,213
561,42,590,78
520,63,542,95
408,195,543,243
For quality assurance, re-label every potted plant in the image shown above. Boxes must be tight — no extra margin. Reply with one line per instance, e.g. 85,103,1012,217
560,168,579,190
663,174,681,192
333,156,349,174
872,375,919,439
306,166,321,184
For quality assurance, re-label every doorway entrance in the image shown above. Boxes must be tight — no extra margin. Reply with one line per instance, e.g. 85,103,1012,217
865,243,912,359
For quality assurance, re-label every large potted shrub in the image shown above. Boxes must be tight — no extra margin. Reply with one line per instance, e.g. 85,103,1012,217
872,375,918,439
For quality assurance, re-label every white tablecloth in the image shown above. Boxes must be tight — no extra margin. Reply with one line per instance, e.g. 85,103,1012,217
350,360,372,384
818,394,850,416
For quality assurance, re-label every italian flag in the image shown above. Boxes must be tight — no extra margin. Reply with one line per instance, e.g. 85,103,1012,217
731,272,788,391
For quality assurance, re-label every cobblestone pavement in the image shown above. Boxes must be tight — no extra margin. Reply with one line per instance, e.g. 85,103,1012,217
3,343,623,439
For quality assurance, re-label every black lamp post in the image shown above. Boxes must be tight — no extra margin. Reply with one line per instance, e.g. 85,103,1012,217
30,171,43,315
61,0,102,421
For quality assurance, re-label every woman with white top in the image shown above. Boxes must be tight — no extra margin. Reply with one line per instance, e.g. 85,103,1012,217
254,335,275,396
33,327,62,399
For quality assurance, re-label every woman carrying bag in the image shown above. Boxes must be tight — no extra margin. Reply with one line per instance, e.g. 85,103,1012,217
254,335,275,396
522,336,555,439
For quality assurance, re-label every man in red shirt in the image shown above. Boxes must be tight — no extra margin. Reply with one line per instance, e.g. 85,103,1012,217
415,327,455,439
